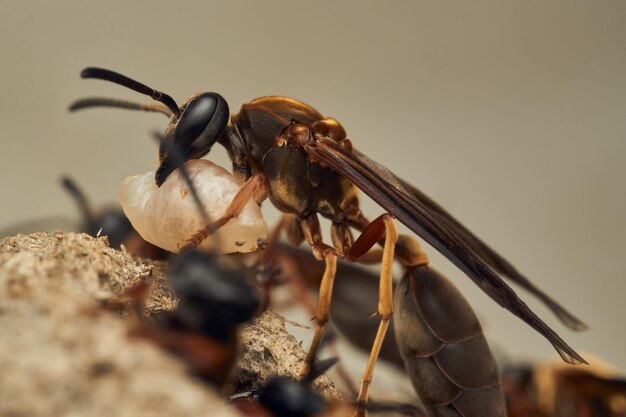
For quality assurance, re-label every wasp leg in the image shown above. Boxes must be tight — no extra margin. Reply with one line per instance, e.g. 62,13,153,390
284,213,305,246
349,212,428,267
299,214,338,378
257,215,308,312
179,173,265,251
331,221,354,258
346,214,399,417
261,214,323,314
258,214,292,262
265,217,356,395
274,247,359,397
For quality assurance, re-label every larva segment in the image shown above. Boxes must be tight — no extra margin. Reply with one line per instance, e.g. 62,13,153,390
118,159,267,254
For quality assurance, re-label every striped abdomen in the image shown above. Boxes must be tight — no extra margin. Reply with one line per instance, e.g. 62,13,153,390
394,265,506,417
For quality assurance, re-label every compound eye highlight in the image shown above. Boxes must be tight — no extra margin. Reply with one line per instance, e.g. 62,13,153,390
175,93,229,148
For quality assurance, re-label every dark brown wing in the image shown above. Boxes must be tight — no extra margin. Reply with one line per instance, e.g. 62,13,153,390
353,150,587,332
304,137,586,365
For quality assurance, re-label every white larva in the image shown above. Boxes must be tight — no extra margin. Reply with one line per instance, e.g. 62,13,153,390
118,159,267,254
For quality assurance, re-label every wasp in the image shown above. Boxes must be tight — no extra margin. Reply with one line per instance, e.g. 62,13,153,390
232,358,344,417
71,67,587,417
502,356,626,417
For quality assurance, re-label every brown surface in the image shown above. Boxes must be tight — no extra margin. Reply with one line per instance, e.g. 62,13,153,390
0,232,339,417
239,310,342,401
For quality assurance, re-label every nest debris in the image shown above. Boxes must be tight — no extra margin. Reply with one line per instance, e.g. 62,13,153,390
0,232,339,417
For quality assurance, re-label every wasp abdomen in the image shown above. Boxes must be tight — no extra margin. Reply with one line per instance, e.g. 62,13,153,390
394,266,506,417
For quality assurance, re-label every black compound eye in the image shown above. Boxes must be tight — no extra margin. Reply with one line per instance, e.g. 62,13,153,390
175,92,229,149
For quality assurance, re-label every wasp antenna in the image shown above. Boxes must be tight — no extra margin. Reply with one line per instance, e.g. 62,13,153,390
301,357,339,385
151,132,215,233
80,67,181,118
69,97,173,117
60,176,96,232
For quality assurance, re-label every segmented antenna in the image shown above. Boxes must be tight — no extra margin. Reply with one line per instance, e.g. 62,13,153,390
80,67,181,118
69,97,173,117
151,132,221,250
60,176,96,233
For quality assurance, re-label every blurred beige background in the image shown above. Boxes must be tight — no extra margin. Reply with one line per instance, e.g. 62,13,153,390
1,0,624,372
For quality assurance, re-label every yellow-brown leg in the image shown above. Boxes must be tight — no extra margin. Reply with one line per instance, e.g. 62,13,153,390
302,251,337,375
351,214,398,417
284,213,305,246
179,174,265,251
299,214,338,377
270,217,358,395
349,211,428,267
257,214,292,264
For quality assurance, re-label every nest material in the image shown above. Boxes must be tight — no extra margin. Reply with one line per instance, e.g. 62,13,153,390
0,232,339,417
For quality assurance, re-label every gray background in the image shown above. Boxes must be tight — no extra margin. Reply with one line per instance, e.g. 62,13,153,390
1,1,624,371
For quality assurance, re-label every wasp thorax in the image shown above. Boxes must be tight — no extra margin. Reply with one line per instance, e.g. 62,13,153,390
312,118,347,142
276,122,313,148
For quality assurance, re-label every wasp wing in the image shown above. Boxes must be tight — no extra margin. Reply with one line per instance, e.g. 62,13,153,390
352,150,587,332
305,137,586,365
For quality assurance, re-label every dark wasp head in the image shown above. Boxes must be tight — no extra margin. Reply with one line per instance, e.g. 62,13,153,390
156,92,229,186
61,176,134,248
165,250,260,343
70,67,230,187
258,376,326,417
251,358,337,417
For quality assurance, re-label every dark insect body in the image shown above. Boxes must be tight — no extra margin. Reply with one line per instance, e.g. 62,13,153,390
232,358,425,417
136,249,260,388
71,67,588,417
233,358,338,417
0,175,163,261
271,243,506,416
394,265,505,417
502,359,626,417
61,175,167,259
